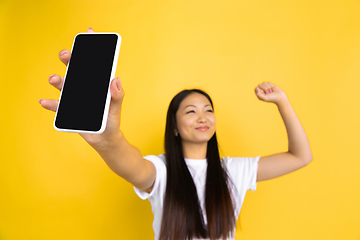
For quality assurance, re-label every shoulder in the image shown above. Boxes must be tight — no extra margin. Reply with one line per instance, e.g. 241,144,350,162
222,156,261,191
221,156,261,178
134,154,167,200
144,154,167,165
222,156,261,168
143,154,167,175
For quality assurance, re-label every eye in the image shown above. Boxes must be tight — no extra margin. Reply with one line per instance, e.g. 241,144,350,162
206,109,213,113
186,110,195,114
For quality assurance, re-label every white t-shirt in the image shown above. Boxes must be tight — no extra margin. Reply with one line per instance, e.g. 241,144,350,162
134,154,260,240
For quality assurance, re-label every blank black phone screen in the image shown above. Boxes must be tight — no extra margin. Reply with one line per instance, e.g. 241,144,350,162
55,34,118,132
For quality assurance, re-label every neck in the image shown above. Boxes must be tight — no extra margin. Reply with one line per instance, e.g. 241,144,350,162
181,141,207,159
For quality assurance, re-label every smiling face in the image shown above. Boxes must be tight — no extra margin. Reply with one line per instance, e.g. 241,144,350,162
175,92,216,146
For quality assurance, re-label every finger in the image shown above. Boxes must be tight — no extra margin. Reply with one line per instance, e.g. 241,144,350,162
262,82,272,93
255,88,270,102
49,74,64,91
108,77,124,118
59,49,71,66
38,99,59,112
58,28,94,65
257,83,267,94
255,87,265,98
259,82,273,94
267,82,275,92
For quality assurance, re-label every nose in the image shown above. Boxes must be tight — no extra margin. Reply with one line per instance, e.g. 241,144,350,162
197,113,206,123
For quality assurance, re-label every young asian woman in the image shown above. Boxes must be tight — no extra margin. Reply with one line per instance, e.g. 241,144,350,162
39,27,312,240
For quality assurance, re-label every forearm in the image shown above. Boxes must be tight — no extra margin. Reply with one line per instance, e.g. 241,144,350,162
92,131,152,187
277,97,313,162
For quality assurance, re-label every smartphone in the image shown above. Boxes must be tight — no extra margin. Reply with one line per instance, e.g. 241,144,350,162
53,32,121,134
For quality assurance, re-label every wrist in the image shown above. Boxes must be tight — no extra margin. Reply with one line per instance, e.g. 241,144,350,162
91,130,124,152
275,94,290,108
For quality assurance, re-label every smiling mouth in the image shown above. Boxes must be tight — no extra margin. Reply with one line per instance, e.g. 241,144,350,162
196,126,209,131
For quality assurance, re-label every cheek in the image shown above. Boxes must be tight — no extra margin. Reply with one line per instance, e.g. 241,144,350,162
177,117,194,132
209,116,216,126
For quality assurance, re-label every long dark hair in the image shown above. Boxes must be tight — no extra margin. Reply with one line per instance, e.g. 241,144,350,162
160,89,236,240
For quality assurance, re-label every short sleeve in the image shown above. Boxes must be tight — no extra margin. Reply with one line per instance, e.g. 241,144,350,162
224,156,261,192
223,156,260,220
247,156,261,191
133,154,167,200
133,155,167,239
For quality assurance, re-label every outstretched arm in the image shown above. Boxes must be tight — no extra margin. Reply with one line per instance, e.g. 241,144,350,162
39,27,156,191
254,82,313,182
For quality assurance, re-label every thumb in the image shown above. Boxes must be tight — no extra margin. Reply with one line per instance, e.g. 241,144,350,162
255,87,269,102
255,87,264,97
109,77,124,117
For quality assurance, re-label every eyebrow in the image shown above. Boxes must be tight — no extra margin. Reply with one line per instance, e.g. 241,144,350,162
185,104,211,109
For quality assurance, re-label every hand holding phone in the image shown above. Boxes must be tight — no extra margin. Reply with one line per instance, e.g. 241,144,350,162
53,32,121,134
40,28,125,145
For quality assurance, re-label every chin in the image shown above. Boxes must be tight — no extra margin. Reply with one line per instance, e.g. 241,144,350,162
181,137,210,145
194,136,213,144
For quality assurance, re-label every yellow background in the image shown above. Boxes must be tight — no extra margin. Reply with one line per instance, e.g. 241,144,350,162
1,0,360,239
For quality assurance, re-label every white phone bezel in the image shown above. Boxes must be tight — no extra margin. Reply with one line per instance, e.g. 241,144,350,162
53,32,121,134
